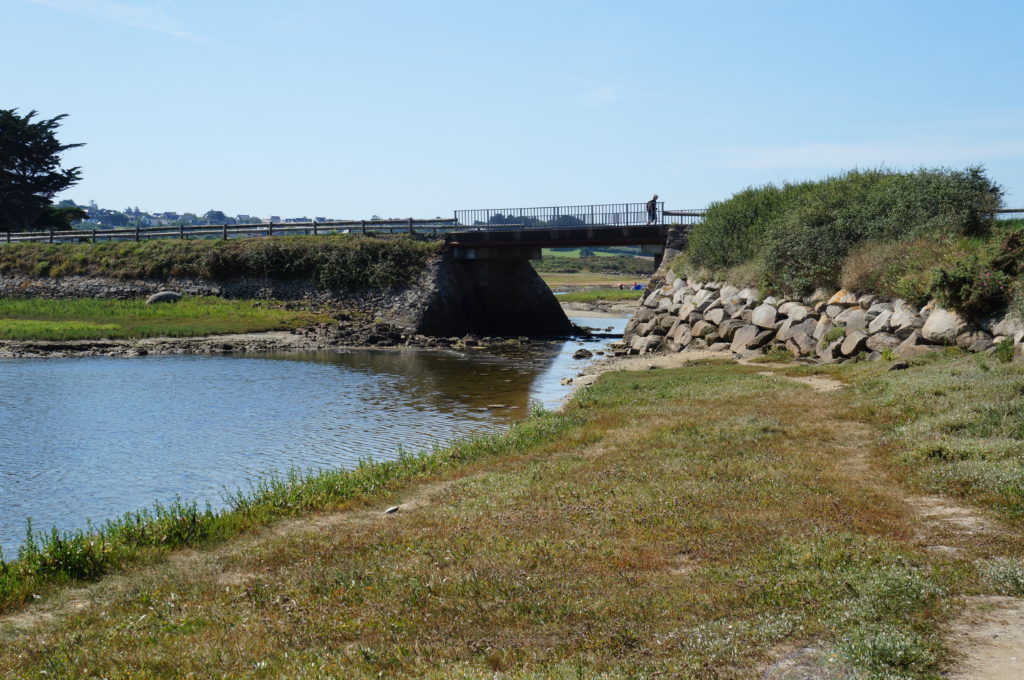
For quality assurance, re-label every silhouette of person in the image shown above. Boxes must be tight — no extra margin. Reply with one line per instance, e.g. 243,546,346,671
646,194,659,225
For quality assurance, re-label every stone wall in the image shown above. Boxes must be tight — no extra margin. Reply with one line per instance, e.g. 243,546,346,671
622,275,1024,362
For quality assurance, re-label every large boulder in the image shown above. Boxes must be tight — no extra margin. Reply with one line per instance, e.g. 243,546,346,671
704,307,727,325
890,303,923,334
730,324,773,352
691,320,717,337
956,330,993,351
717,318,745,341
834,307,867,333
828,290,859,306
867,309,893,334
893,330,942,359
146,291,182,305
786,331,817,356
813,316,835,341
752,304,779,329
866,332,901,352
840,330,870,356
921,308,969,345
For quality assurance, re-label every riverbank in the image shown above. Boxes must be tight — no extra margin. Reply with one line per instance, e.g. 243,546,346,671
3,352,1024,678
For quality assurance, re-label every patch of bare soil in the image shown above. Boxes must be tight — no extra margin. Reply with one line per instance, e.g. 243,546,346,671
756,371,845,392
949,596,1024,680
761,645,859,679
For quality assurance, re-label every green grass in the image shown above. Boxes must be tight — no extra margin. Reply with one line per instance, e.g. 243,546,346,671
531,255,654,275
0,234,440,293
556,288,642,303
0,297,328,340
6,358,1022,678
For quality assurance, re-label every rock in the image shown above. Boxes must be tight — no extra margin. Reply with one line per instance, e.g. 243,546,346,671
825,304,845,319
717,319,744,341
738,287,761,303
708,342,731,351
384,506,400,514
813,316,834,341
867,309,893,334
890,303,923,333
657,297,673,311
704,307,727,325
817,339,844,363
921,308,969,345
787,304,812,322
572,348,593,359
778,301,797,317
739,310,753,324
888,361,910,371
692,288,719,308
669,323,691,344
776,318,795,342
866,333,901,352
560,377,573,385
893,330,941,359
731,324,768,351
634,307,657,323
840,330,869,356
828,289,859,306
857,294,878,308
956,330,992,351
657,315,676,332
990,316,1024,338
719,284,741,302
752,304,779,329
763,295,779,306
968,337,995,353
691,320,716,337
146,290,182,305
642,291,662,308
786,331,817,356
834,307,867,333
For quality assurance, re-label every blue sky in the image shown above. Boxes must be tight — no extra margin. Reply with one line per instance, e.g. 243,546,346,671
5,0,1024,217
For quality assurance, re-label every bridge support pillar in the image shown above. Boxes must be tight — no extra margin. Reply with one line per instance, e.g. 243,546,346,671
642,244,665,270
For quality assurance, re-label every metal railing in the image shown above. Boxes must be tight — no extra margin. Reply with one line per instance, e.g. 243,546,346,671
454,202,670,229
993,208,1024,220
0,218,458,245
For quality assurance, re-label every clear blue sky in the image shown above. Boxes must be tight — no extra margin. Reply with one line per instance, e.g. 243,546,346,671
5,0,1024,218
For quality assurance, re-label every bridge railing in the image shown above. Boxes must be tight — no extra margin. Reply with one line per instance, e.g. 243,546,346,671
455,202,673,229
0,218,458,245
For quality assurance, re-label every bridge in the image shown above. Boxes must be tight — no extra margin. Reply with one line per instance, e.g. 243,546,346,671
0,203,707,257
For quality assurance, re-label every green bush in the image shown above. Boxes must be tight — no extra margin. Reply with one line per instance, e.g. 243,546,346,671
684,167,1002,294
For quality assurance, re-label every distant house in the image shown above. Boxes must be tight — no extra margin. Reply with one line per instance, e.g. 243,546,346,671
263,216,282,224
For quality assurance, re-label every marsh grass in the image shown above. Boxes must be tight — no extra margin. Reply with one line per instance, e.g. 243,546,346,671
556,288,642,303
0,297,327,340
3,361,1008,678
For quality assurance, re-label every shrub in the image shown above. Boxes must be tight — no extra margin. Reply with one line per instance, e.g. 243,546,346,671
683,167,1002,294
929,254,1013,316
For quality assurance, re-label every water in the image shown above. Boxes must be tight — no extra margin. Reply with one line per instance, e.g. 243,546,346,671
0,315,626,557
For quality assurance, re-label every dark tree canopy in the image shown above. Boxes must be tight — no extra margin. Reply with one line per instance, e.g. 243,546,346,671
0,109,84,232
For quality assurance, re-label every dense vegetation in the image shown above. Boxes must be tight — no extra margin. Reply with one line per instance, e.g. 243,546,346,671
0,298,327,340
0,235,441,292
676,168,1024,314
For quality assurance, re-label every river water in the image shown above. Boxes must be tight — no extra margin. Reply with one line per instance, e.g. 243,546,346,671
0,315,626,557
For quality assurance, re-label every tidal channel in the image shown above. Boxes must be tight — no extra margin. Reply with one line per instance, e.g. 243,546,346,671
0,315,626,557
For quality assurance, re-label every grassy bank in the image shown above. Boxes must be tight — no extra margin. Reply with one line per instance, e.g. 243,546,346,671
0,298,328,340
4,355,1024,678
0,234,440,293
532,255,654,276
556,288,642,303
538,272,640,289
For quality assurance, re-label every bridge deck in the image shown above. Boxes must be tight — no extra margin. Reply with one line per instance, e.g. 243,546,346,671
445,224,672,248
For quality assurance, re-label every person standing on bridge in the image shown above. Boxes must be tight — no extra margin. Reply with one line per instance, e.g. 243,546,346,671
646,194,659,225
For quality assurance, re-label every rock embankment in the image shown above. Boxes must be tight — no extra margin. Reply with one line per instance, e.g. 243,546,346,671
621,276,1024,362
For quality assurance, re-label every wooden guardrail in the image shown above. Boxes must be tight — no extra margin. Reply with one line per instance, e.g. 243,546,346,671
0,218,459,245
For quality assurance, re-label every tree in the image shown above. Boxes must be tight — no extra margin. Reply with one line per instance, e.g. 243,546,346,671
35,204,89,229
0,109,84,232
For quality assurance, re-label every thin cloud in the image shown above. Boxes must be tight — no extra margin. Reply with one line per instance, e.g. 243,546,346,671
580,86,621,108
719,138,1024,170
27,0,206,42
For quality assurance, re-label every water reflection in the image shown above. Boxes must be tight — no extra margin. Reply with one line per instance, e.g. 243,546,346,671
0,315,626,556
